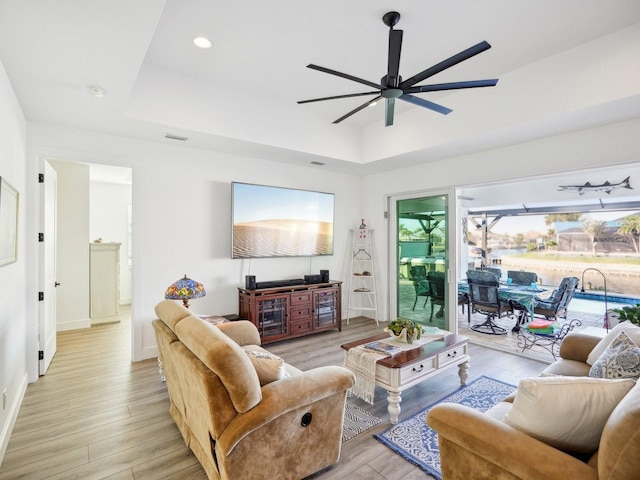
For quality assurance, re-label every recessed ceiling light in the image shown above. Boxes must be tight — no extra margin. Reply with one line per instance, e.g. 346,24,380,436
368,101,377,107
193,36,212,49
87,86,105,97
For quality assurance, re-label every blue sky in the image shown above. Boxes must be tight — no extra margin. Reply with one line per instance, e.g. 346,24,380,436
232,182,334,224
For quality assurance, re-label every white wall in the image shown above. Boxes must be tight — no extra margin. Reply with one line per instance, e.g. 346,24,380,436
49,160,90,331
0,58,27,463
26,124,363,363
90,181,132,304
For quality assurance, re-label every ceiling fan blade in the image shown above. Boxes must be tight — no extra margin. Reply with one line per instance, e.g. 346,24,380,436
385,98,395,126
399,94,452,115
333,95,381,124
400,41,492,89
297,91,380,104
387,29,403,87
404,79,498,94
307,64,383,89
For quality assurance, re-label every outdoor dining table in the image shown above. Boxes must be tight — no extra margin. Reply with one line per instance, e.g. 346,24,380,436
458,281,549,332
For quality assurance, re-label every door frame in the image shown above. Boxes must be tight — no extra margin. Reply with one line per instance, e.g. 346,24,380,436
386,187,460,333
31,158,135,378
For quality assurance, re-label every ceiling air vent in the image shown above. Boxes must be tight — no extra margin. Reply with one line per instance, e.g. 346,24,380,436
164,133,188,141
310,161,325,166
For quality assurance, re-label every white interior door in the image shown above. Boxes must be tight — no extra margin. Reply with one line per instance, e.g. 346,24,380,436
39,161,57,375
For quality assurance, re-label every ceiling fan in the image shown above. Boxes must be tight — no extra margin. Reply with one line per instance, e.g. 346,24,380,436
298,11,498,127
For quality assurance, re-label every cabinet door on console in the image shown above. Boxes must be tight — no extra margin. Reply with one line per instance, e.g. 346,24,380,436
313,288,340,330
256,294,289,341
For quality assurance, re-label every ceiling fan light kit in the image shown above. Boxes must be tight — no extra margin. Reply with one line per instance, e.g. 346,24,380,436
299,11,498,127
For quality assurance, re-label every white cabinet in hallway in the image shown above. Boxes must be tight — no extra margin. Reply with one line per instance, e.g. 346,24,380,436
90,242,121,324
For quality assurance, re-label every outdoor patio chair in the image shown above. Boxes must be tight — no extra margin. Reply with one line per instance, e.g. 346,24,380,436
507,270,538,285
534,276,580,321
467,269,512,335
427,272,446,321
476,266,502,281
409,265,430,310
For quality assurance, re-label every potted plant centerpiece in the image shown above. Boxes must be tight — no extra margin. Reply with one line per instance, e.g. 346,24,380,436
384,318,423,344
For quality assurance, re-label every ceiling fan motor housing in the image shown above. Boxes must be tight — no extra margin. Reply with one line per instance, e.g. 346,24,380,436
383,11,401,28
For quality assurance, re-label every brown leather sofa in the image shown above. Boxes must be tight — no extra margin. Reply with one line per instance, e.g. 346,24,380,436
427,331,640,479
153,300,355,480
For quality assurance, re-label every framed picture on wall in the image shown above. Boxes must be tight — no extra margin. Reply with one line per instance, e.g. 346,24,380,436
0,177,19,267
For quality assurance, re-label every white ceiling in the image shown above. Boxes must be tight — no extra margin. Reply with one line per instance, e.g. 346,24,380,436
1,0,639,178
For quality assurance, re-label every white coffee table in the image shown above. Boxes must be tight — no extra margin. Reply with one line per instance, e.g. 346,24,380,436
342,333,470,424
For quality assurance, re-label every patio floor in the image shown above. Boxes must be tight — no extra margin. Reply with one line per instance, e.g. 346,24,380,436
398,280,609,364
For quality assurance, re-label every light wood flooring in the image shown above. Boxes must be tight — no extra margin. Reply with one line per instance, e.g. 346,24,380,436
0,307,549,480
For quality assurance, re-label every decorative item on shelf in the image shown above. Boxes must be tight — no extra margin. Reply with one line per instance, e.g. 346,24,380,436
93,238,103,243
359,219,367,238
384,318,423,344
165,275,206,308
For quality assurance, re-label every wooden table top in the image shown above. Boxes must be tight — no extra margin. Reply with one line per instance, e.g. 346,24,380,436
340,333,469,368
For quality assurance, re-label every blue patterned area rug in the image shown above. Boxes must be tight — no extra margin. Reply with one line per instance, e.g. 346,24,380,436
374,376,516,480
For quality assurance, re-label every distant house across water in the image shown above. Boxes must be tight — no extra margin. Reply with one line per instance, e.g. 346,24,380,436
553,214,639,253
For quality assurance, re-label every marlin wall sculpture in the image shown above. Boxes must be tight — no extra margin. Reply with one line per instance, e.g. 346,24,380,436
558,176,632,196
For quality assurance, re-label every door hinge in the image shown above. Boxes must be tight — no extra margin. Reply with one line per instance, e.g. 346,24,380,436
38,291,44,301
38,173,44,183
38,350,44,360
38,233,44,242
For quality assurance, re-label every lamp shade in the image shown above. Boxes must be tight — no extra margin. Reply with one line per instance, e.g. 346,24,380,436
165,275,206,308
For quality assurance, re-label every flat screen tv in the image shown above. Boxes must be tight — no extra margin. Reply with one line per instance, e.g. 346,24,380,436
232,182,335,259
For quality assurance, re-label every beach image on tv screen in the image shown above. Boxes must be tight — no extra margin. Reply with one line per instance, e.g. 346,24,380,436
232,183,334,258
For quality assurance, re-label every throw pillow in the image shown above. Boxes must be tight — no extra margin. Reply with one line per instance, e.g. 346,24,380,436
503,376,635,453
244,350,289,385
586,321,640,365
589,331,640,380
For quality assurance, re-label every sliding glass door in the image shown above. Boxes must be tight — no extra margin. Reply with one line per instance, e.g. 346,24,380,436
388,189,458,332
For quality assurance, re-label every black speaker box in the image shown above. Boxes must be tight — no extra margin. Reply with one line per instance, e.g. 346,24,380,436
304,274,323,284
320,270,329,282
245,275,256,289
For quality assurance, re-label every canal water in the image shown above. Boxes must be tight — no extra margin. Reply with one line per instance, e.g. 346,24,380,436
494,253,640,298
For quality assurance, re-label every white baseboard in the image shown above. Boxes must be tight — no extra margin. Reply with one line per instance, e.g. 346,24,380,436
0,372,28,466
57,318,91,331
142,345,159,361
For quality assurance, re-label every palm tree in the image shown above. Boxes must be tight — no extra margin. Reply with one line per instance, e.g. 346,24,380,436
582,220,607,255
544,213,582,225
398,223,412,240
617,215,640,253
